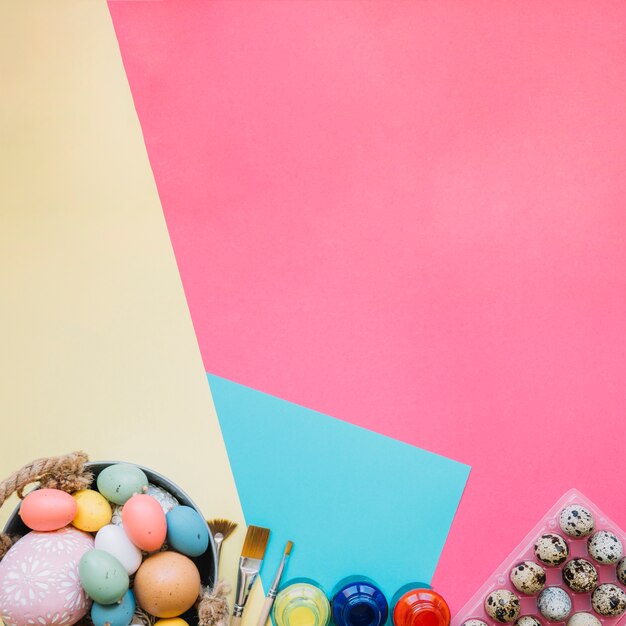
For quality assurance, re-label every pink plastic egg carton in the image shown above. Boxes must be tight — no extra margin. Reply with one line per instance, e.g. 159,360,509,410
452,489,626,626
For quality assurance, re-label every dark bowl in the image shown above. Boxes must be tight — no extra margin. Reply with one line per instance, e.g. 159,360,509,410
3,461,217,624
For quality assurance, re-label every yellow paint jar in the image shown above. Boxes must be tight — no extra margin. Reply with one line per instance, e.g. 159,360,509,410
273,581,331,626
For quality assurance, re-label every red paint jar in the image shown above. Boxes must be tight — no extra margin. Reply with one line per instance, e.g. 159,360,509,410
392,587,450,626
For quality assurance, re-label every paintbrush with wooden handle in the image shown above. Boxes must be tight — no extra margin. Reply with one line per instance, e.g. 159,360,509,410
256,541,293,626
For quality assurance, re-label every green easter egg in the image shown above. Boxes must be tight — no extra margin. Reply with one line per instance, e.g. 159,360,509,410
79,549,129,604
96,463,148,505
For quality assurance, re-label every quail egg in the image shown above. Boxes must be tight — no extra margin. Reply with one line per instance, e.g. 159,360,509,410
591,584,626,617
567,613,601,626
559,506,595,539
510,561,547,595
587,530,623,565
463,620,488,626
516,617,542,626
538,587,572,622
562,559,598,593
617,557,626,585
534,534,569,567
485,589,521,623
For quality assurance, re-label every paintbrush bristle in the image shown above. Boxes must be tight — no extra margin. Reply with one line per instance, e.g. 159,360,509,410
241,525,270,560
285,541,293,555
207,518,238,540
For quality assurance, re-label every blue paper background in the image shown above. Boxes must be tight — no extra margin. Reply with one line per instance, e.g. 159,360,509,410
208,374,471,598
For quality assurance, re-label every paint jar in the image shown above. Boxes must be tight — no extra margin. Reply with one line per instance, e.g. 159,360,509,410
273,580,331,626
331,577,388,626
392,584,450,626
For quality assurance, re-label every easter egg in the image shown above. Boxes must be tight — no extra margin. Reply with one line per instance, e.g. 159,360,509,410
155,619,189,626
97,464,148,506
166,506,209,557
111,485,178,527
95,524,142,575
19,488,78,531
147,484,180,513
91,590,136,626
122,494,167,552
133,552,201,618
0,527,94,626
111,504,123,527
72,490,112,532
78,549,129,605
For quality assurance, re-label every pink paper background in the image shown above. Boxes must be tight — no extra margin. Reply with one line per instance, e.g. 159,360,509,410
108,0,626,612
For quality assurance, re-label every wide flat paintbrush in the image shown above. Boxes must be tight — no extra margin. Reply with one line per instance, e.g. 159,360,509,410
231,525,271,626
256,541,293,626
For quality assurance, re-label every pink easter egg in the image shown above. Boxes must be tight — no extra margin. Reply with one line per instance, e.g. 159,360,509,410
19,489,78,532
0,526,94,626
121,494,166,552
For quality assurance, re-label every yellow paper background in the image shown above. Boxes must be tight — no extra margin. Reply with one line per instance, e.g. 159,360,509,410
0,0,261,620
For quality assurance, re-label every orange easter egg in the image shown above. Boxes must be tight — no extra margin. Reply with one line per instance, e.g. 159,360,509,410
133,551,201,618
121,494,166,552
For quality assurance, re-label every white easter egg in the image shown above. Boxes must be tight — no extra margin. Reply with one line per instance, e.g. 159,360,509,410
94,524,142,575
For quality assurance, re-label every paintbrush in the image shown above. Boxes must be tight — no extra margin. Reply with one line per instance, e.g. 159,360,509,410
256,541,293,626
231,525,271,626
208,518,238,572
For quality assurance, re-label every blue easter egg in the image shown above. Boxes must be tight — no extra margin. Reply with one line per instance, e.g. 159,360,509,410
91,590,136,626
166,505,210,557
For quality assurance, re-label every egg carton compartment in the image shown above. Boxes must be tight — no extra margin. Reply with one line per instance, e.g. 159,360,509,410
452,489,626,626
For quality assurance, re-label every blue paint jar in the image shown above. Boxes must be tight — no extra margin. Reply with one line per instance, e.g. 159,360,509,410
331,577,388,626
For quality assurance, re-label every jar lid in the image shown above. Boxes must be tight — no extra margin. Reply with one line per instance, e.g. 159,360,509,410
274,582,331,626
332,580,388,626
393,589,450,626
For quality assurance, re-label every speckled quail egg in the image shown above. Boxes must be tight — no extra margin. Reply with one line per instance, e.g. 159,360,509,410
538,587,572,622
534,534,569,567
617,557,626,585
485,589,521,623
510,561,547,595
567,613,601,626
516,617,542,626
463,620,488,626
591,584,626,617
559,506,595,539
587,530,623,565
562,559,598,593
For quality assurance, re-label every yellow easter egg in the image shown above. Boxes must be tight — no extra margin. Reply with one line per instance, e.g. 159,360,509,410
155,619,189,626
72,489,112,532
